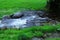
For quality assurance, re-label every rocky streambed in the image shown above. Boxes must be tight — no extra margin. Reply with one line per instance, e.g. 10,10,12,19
0,10,52,29
0,10,60,40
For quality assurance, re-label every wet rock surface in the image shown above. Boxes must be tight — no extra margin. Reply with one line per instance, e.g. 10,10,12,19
0,10,51,28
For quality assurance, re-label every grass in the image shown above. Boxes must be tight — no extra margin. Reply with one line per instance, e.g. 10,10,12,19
0,0,60,40
0,0,47,9
0,24,60,40
0,0,47,19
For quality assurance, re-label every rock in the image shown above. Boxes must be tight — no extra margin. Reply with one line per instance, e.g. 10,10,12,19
52,32,60,38
0,20,6,28
32,37,43,40
33,17,49,22
22,10,37,16
11,12,24,19
2,15,11,20
48,20,59,26
36,11,46,17
46,32,60,38
0,20,1,23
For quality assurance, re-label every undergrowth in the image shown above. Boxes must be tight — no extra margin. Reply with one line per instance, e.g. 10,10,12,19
0,24,60,40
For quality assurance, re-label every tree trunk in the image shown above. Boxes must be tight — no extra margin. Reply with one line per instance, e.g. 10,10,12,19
48,0,60,21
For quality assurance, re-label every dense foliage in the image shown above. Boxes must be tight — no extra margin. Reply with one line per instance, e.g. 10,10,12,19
0,24,60,40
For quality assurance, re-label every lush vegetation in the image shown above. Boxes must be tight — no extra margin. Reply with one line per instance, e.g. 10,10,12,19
0,0,47,19
0,0,60,40
0,24,60,40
